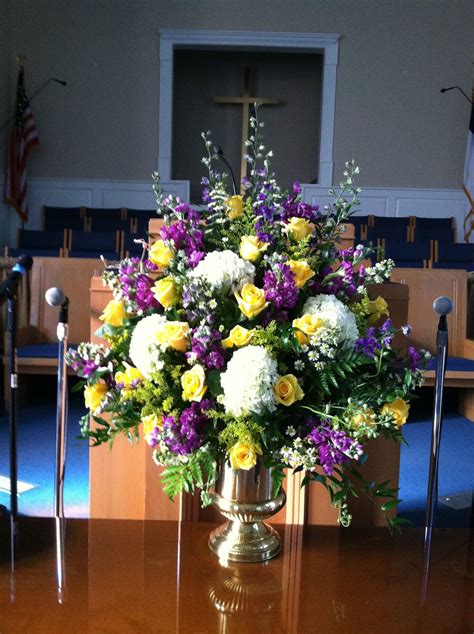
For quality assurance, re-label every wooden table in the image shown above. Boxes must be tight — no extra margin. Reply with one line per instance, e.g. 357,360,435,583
0,517,471,633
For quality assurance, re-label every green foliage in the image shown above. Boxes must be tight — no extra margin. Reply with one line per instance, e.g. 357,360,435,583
308,347,368,397
217,416,264,450
161,450,217,505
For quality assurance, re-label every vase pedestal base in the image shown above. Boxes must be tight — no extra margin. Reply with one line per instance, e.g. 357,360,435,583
209,519,281,563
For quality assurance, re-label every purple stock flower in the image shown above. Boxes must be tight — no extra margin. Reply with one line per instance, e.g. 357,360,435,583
407,346,421,371
118,258,160,311
306,419,363,476
263,261,298,322
355,327,381,357
162,400,212,455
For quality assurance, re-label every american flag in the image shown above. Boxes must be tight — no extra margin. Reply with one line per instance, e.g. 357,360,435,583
463,103,474,242
4,66,39,222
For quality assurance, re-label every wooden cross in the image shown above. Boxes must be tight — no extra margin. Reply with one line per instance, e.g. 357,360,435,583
214,66,280,190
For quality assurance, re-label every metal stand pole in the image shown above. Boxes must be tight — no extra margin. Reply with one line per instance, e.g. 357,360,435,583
54,298,69,519
421,306,450,604
6,293,18,568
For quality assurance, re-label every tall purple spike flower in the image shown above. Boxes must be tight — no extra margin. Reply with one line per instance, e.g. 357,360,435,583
306,419,363,476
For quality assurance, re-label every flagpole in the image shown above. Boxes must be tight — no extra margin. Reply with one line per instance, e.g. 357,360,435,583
0,77,67,133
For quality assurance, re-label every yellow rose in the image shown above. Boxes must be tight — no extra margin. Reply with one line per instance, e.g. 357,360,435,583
152,276,179,308
288,260,315,288
156,321,190,352
273,374,304,406
181,364,207,402
142,413,163,436
115,365,144,392
222,325,254,349
292,314,324,345
99,299,127,327
382,398,410,426
225,195,244,220
84,382,108,412
229,441,262,470
350,408,376,429
234,283,269,320
367,296,389,325
239,235,268,262
148,239,174,268
286,217,314,241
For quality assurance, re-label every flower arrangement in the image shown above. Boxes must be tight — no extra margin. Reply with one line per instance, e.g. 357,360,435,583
67,109,429,530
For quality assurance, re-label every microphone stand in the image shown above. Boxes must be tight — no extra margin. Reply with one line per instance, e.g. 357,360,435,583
55,297,69,519
216,146,238,196
54,297,69,601
421,313,448,604
6,290,19,569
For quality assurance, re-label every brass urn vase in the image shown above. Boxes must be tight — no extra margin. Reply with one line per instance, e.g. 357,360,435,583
208,459,286,563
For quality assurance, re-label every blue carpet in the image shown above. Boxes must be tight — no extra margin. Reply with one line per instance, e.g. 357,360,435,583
0,379,472,527
0,382,89,518
399,413,474,527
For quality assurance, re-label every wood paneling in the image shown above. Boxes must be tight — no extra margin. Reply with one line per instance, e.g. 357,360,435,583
391,268,468,356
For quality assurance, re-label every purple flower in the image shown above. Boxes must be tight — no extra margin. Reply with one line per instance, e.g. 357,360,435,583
306,419,363,476
355,327,381,357
162,401,212,455
118,258,160,311
263,261,298,322
407,345,421,371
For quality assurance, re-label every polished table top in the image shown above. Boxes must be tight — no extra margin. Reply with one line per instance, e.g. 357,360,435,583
0,517,472,633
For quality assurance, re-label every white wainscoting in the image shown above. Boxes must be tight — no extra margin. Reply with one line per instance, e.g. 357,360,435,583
302,184,470,242
0,176,189,246
0,176,470,246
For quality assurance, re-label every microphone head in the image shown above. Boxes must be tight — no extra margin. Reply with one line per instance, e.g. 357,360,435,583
12,254,33,274
433,296,453,316
45,287,66,307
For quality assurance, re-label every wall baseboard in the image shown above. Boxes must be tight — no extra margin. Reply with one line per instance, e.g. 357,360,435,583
0,176,470,245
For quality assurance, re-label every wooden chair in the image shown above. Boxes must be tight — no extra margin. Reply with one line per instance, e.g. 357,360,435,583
2,257,104,406
42,205,86,231
391,267,474,420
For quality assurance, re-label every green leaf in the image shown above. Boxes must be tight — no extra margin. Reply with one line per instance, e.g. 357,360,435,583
381,499,402,511
71,379,86,393
206,369,223,397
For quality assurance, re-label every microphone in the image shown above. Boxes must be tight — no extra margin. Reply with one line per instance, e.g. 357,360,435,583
45,287,69,326
52,78,67,86
440,86,473,105
216,145,238,196
433,296,453,316
45,287,66,307
0,254,33,303
433,296,453,333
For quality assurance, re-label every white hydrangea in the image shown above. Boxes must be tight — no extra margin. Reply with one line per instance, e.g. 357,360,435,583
129,314,167,378
220,345,278,416
302,294,359,347
189,250,255,291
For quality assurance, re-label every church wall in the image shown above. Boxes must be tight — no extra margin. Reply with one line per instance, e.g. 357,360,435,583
1,0,472,239
0,0,13,172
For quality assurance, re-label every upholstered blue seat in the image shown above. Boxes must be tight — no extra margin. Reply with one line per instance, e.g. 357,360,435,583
366,224,411,242
123,233,146,257
85,208,128,232
17,343,77,359
43,206,85,231
436,242,474,263
7,247,61,257
412,217,455,242
67,250,121,260
18,228,67,250
431,262,474,272
427,356,474,372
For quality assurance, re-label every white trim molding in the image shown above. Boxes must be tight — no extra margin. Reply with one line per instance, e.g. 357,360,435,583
1,176,469,246
158,29,340,187
302,184,469,242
